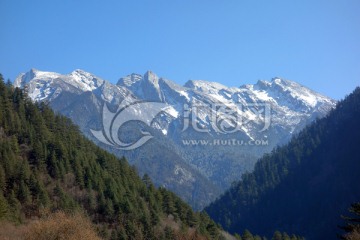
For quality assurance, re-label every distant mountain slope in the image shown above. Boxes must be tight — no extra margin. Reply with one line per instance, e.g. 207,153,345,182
205,87,360,239
0,74,227,239
14,69,336,209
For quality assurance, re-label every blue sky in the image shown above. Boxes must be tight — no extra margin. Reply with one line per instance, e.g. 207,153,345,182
0,0,359,100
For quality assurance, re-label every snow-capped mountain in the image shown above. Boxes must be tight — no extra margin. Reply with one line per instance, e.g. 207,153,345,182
14,69,336,209
118,71,334,136
116,71,336,188
14,69,131,104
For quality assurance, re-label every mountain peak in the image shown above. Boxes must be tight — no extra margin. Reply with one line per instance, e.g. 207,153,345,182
117,71,159,87
144,70,159,84
67,69,104,91
29,68,39,74
117,71,163,101
14,68,108,102
117,73,143,87
71,68,88,75
184,79,228,92
69,69,96,79
271,76,283,82
14,69,61,88
253,77,336,109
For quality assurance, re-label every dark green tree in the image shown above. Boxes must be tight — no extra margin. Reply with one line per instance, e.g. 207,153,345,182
272,231,282,240
0,191,8,220
339,202,360,240
243,229,254,240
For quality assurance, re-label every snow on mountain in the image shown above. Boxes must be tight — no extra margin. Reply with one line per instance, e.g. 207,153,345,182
116,71,336,188
15,68,337,209
255,77,332,109
14,69,61,101
117,72,335,140
14,69,130,104
68,69,105,92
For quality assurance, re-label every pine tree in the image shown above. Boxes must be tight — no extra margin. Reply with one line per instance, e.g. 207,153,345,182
290,235,298,240
7,190,21,222
339,202,360,240
0,191,8,220
234,233,243,240
282,232,291,240
206,220,219,239
0,165,6,192
17,180,31,204
243,229,254,240
38,185,50,208
164,226,175,239
142,174,152,188
47,151,60,178
186,208,198,227
162,191,176,217
272,231,283,240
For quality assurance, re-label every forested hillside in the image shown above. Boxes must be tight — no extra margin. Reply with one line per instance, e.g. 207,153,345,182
0,74,225,240
205,87,360,239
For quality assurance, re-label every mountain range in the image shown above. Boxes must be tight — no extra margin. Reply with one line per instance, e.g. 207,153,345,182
14,69,336,209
